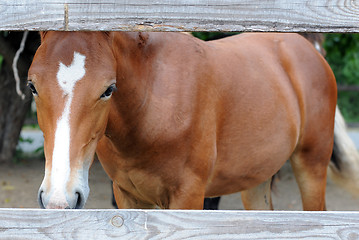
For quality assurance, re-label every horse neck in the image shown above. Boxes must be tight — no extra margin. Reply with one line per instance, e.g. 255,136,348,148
109,32,154,126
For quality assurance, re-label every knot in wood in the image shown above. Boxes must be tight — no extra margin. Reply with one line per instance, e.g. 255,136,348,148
111,215,124,228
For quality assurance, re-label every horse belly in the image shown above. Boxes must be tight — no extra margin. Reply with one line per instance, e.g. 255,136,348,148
205,148,289,197
205,81,301,197
205,129,297,197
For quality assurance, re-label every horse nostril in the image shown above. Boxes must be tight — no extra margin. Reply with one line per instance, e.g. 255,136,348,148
75,191,83,209
38,190,45,209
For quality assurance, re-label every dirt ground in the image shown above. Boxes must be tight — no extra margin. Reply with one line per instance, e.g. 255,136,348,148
1,159,359,210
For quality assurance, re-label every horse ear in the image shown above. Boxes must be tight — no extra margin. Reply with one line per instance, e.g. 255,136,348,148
39,31,48,42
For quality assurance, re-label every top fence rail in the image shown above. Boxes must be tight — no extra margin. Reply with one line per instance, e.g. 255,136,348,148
1,0,359,32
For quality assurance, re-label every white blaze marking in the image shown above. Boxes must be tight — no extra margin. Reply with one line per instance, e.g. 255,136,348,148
48,52,86,205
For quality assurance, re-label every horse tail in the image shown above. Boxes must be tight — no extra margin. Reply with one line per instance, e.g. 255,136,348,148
327,105,359,196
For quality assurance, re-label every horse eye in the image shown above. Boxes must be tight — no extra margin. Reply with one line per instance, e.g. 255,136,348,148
27,81,38,95
100,84,117,99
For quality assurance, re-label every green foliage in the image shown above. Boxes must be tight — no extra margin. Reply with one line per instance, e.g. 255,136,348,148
324,34,359,85
14,137,33,163
23,124,40,130
337,92,359,122
0,31,9,71
192,32,238,41
324,34,359,122
14,136,44,163
18,136,33,144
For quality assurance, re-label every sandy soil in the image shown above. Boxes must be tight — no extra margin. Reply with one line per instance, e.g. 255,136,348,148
1,159,359,210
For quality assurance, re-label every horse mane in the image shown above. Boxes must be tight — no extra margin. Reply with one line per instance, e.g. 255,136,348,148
39,31,111,43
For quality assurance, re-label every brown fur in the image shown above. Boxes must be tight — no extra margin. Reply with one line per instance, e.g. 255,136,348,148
29,32,337,210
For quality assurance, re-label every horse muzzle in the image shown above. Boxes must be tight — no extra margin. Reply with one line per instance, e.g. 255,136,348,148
38,187,87,209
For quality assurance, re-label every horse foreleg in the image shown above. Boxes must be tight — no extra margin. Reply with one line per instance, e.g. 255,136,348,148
241,178,273,210
169,191,205,209
168,176,206,209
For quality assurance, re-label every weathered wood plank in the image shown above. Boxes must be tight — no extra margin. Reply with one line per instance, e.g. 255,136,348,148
0,0,359,32
0,209,359,239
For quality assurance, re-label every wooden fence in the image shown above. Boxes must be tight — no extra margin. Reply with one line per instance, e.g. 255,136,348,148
1,209,359,239
1,0,359,239
1,0,359,32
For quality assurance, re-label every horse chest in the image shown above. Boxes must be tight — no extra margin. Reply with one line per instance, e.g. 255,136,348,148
96,137,173,202
117,168,169,205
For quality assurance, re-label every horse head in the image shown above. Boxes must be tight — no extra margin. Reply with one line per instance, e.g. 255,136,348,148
28,32,116,209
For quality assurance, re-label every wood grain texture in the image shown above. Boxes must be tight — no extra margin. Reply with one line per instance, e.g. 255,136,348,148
0,209,359,239
0,0,359,32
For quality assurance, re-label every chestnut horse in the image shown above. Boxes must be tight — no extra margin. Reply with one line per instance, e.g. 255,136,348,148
28,32,336,210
